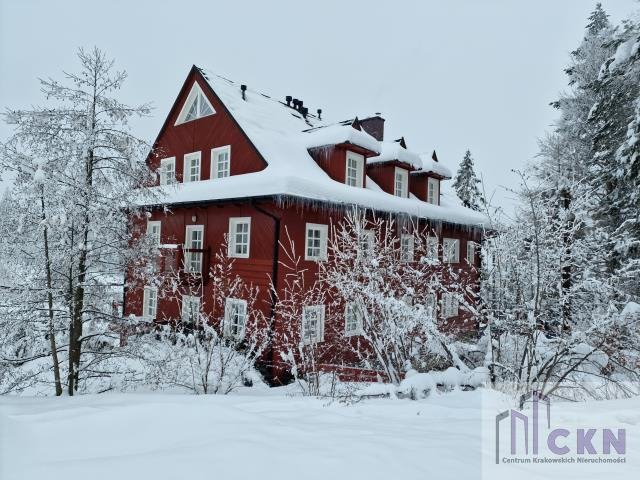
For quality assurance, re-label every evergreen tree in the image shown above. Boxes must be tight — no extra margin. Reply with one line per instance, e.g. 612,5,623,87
589,19,640,296
453,149,482,210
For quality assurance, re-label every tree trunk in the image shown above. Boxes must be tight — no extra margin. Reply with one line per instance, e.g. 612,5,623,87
40,188,63,396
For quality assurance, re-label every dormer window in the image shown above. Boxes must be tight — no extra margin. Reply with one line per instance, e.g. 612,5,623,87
175,82,216,125
394,167,408,198
345,151,364,188
427,178,440,205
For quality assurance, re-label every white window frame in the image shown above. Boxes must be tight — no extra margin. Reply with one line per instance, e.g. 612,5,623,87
344,302,364,336
394,167,409,198
181,295,201,324
184,151,201,183
426,236,439,260
184,225,204,273
211,145,231,179
224,298,247,340
146,220,161,246
466,241,476,265
305,223,328,261
441,293,459,319
159,157,176,185
301,305,325,344
228,217,251,259
400,234,414,262
175,82,216,125
427,178,440,205
142,286,158,319
443,238,460,263
426,293,437,315
345,151,364,188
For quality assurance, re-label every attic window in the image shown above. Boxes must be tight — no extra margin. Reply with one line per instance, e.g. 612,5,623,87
175,83,215,125
394,167,408,198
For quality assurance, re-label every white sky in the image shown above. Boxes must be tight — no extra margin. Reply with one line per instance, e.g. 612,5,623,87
1,0,638,207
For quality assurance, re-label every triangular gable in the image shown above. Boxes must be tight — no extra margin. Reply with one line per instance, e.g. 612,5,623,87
175,82,216,125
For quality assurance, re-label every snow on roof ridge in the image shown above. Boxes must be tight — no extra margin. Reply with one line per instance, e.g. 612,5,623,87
368,141,422,169
415,152,453,179
148,68,483,227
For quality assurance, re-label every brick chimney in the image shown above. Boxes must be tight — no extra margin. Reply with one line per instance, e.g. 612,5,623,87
359,115,385,141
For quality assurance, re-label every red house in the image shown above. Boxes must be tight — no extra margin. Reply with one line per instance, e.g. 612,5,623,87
124,66,486,383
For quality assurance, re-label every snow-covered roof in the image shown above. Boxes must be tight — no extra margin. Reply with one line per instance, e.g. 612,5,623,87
414,153,453,179
142,69,484,228
367,141,422,170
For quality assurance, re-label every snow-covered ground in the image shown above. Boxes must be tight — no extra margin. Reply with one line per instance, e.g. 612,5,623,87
1,389,638,480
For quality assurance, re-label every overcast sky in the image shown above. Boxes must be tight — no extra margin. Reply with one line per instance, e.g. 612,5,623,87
1,0,638,207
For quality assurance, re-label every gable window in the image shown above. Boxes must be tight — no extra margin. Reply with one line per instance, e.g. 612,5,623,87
181,295,200,324
400,234,414,262
394,167,409,198
466,241,476,265
302,305,325,343
184,152,201,182
224,298,247,340
146,220,161,246
159,157,176,185
345,151,364,188
305,223,328,261
184,225,204,273
211,145,231,179
426,236,439,260
142,286,158,319
228,217,251,258
427,178,440,205
345,302,363,335
441,293,459,318
175,82,216,125
358,229,374,256
443,238,460,263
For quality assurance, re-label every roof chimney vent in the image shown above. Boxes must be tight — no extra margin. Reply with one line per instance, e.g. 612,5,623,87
292,98,299,109
301,107,308,118
298,100,304,111
240,84,247,101
317,108,322,120
285,95,292,107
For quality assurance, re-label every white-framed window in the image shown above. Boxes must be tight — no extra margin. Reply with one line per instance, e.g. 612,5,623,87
301,305,325,343
426,293,437,314
427,178,440,205
443,238,460,263
184,152,201,182
159,157,176,185
146,220,161,246
466,241,476,265
305,223,328,261
224,298,247,340
345,302,364,335
358,229,374,256
142,286,158,319
175,82,216,125
181,295,200,324
211,145,231,179
345,151,365,188
228,217,251,258
394,167,409,198
441,293,459,318
184,225,204,273
426,236,439,260
400,234,414,262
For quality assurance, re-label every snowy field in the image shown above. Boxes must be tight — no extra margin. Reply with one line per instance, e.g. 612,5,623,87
1,389,639,480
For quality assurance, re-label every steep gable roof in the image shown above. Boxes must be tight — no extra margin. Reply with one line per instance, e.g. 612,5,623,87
142,68,485,227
